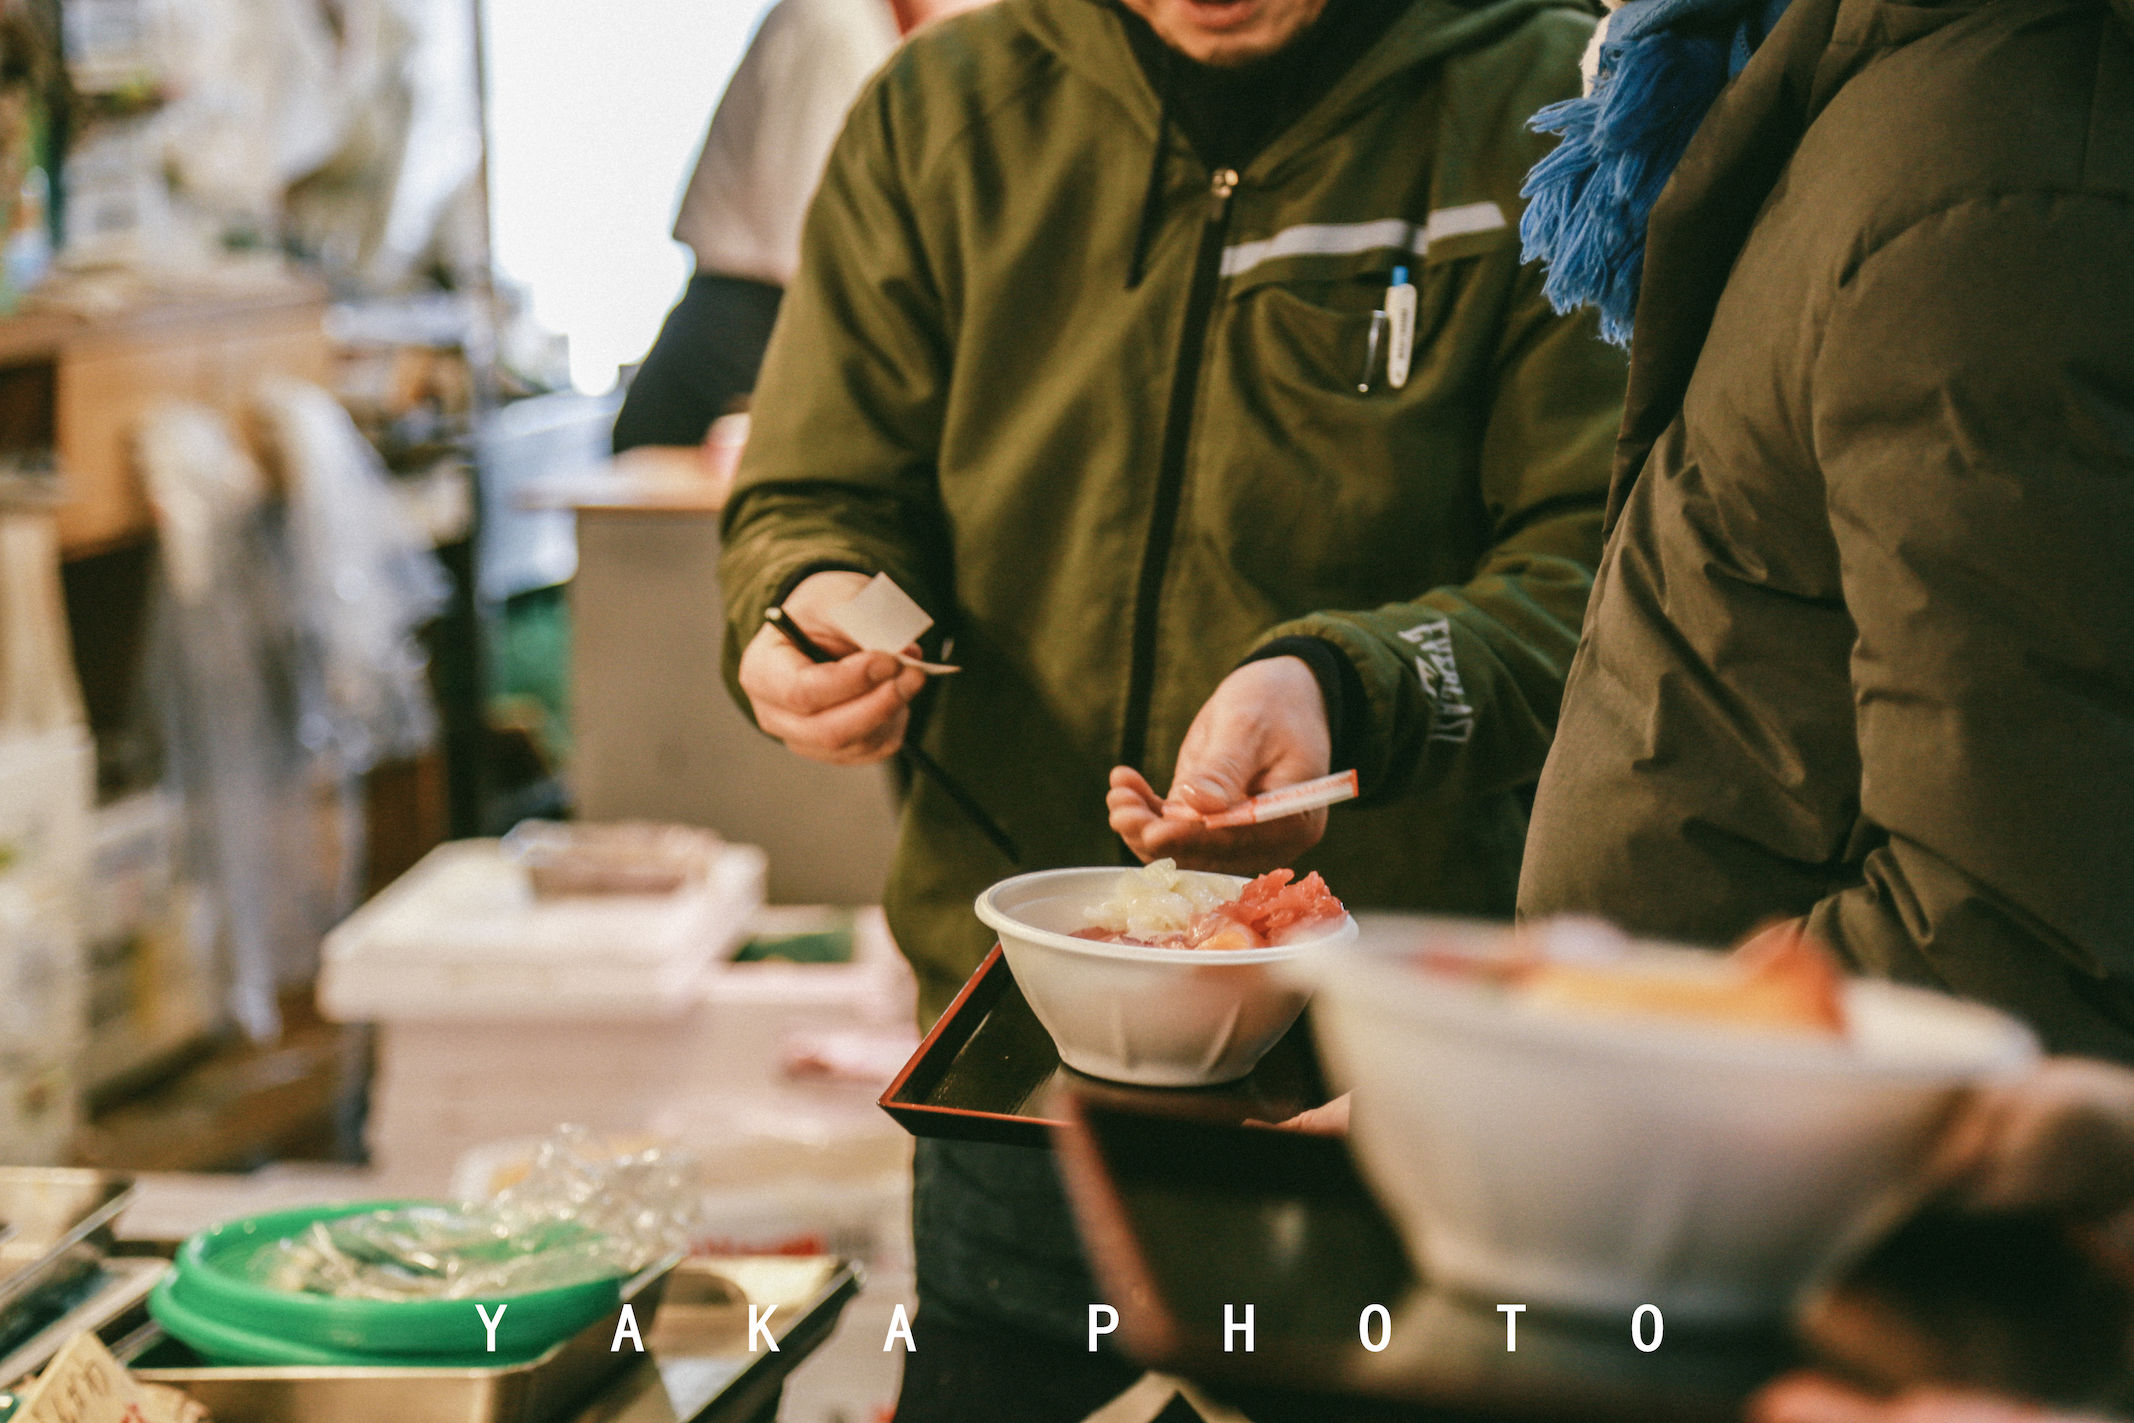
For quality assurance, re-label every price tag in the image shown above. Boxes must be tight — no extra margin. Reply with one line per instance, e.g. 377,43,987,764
16,1333,208,1423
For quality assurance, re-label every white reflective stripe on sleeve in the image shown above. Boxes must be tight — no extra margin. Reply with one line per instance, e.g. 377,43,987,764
1217,203,1507,280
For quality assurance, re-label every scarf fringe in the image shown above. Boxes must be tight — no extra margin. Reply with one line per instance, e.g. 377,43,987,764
1519,22,1734,345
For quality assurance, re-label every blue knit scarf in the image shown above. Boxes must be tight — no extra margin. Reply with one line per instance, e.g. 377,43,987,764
1518,0,1792,345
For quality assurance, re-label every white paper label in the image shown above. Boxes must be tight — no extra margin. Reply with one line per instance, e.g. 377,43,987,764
827,574,959,673
18,1331,210,1423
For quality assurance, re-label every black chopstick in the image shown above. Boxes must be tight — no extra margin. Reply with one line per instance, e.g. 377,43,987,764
765,607,1023,865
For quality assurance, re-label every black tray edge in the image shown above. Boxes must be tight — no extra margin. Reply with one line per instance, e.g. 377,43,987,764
879,946,1064,1149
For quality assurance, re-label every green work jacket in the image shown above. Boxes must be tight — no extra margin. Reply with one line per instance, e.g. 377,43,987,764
722,0,1627,1020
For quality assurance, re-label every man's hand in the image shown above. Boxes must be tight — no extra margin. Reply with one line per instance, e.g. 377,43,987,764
737,571,927,765
1751,1373,2098,1423
1107,656,1333,874
1929,1058,2134,1218
1280,1093,1351,1136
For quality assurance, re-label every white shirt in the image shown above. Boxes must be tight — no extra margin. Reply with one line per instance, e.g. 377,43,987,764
673,0,901,286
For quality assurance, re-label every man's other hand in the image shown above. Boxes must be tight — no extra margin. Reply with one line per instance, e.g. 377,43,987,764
738,571,926,765
1930,1057,2134,1218
1751,1373,2099,1423
1107,655,1332,874
1279,1093,1351,1136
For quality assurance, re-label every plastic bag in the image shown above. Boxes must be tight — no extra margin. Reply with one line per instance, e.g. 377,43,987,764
144,389,446,1037
278,0,489,290
256,1127,707,1300
255,378,447,777
255,1208,633,1301
140,403,324,1038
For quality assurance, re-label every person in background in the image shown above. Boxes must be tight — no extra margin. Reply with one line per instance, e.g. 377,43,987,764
717,0,1628,1414
610,0,991,453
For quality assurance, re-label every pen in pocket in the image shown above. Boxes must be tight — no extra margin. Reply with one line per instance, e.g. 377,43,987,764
1386,265,1417,390
1358,309,1390,394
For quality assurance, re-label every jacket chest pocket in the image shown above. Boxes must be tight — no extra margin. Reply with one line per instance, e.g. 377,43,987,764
1196,260,1497,600
1234,274,1461,398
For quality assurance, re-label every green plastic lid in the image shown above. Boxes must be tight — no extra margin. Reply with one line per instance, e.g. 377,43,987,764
152,1201,627,1366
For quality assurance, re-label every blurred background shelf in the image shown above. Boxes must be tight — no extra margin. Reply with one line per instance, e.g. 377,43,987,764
0,287,332,560
73,992,367,1176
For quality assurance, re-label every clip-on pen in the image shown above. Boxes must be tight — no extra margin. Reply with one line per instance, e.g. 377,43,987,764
765,607,1023,866
1358,265,1418,395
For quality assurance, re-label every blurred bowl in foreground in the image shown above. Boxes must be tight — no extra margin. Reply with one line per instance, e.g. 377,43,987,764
1308,919,2039,1324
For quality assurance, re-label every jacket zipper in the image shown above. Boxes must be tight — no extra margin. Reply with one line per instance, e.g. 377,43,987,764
1117,165,1239,785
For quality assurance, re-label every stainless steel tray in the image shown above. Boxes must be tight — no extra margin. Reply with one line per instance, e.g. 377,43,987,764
590,1256,861,1423
127,1255,859,1423
0,1168,133,1356
0,1256,166,1386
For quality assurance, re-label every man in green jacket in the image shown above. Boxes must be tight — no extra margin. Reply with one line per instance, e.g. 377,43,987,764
719,0,1624,1411
1510,0,2134,1064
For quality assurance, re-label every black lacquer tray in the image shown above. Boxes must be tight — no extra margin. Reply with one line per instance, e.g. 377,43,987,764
879,946,1329,1149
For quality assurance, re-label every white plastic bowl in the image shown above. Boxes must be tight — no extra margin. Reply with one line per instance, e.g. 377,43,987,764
974,867,1357,1087
1307,919,2039,1324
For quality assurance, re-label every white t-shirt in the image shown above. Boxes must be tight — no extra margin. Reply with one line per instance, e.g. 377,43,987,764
673,0,901,286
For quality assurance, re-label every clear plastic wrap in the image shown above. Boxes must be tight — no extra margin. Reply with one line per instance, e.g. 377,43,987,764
254,1208,632,1301
255,377,448,778
255,1127,707,1301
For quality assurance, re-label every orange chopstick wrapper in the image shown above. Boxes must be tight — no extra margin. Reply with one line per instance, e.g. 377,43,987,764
1191,770,1360,829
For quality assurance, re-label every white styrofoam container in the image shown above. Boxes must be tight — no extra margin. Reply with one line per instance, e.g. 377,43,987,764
351,905,917,1183
317,837,768,1021
362,911,912,1105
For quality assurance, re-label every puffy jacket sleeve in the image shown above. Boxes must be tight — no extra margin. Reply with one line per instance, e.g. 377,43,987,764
1251,255,1624,800
1802,195,2134,1050
717,71,955,712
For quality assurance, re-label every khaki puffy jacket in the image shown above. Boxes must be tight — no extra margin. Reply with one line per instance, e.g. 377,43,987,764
1521,0,2134,1056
